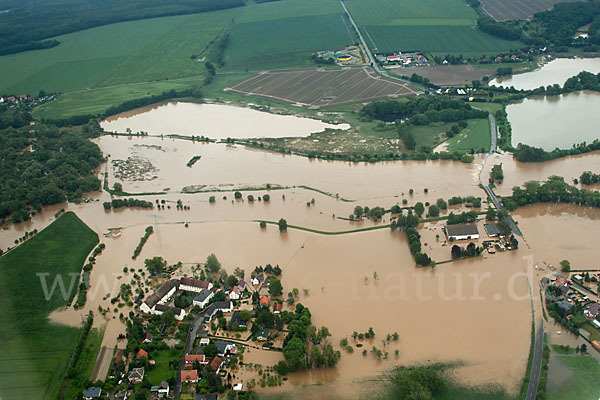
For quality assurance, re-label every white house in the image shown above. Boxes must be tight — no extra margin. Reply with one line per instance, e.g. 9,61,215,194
228,286,241,300
179,277,213,293
192,289,214,308
152,304,186,321
445,224,479,241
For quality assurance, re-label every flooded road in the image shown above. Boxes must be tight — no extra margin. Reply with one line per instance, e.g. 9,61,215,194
100,101,349,139
507,91,600,150
491,57,600,90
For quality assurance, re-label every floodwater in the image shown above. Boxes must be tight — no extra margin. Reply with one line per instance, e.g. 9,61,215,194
507,91,600,150
100,102,349,139
491,57,600,90
4,133,600,398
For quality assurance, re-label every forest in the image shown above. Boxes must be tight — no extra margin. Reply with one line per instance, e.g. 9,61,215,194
0,114,104,223
0,0,245,55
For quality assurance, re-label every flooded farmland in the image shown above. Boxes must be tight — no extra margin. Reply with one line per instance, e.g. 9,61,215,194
507,90,600,150
101,101,349,139
491,57,600,90
4,104,600,398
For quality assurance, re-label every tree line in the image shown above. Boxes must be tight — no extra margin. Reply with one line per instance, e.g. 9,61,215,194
502,176,600,210
0,117,104,223
579,171,600,185
513,140,600,162
103,198,154,210
0,0,245,55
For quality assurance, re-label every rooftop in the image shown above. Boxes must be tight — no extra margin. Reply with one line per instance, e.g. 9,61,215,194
143,280,175,309
445,224,479,237
484,223,503,236
194,288,213,303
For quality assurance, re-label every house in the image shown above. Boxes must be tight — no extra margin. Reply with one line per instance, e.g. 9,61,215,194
128,367,145,383
256,328,271,341
386,55,401,62
237,280,247,292
115,390,130,400
556,300,573,313
179,277,213,293
214,300,233,313
185,354,208,367
141,280,176,314
113,350,127,366
214,340,237,357
259,295,269,308
573,274,583,282
192,288,214,308
233,383,243,391
229,286,241,300
142,332,153,343
204,304,219,322
83,386,102,400
150,381,169,398
154,304,186,321
180,369,198,383
273,302,282,314
251,275,260,286
199,337,210,346
136,349,148,360
229,310,247,328
483,223,503,238
196,394,218,400
584,302,599,320
445,224,479,241
210,356,224,373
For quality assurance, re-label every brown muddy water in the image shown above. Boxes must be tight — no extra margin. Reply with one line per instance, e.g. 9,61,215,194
3,132,600,397
491,58,600,90
100,101,349,139
506,91,600,150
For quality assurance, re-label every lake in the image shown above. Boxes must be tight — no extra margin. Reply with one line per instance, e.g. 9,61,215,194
100,101,349,139
491,57,600,90
507,90,600,150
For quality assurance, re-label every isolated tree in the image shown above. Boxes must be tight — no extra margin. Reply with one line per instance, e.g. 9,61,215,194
451,245,462,259
414,202,425,218
278,218,288,232
206,253,221,273
234,191,242,199
428,204,440,217
560,259,571,273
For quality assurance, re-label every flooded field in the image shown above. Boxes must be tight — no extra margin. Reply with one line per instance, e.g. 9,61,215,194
507,91,600,150
491,57,600,90
3,129,600,398
101,102,349,138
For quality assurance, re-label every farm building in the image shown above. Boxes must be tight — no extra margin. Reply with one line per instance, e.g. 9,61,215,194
154,304,186,321
179,277,213,293
140,280,176,314
445,224,479,241
484,223,503,237
192,288,214,308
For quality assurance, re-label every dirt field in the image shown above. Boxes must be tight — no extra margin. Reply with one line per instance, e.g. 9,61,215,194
389,65,494,86
225,66,420,108
479,0,584,21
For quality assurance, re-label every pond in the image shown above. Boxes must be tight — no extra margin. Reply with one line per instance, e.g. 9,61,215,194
100,101,349,139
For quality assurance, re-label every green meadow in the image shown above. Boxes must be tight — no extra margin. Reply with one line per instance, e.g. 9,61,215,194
0,212,99,400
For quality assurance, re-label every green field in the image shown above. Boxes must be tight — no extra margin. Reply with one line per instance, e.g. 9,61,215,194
344,0,521,56
547,355,600,400
446,118,491,152
146,348,180,385
0,212,99,400
61,328,104,399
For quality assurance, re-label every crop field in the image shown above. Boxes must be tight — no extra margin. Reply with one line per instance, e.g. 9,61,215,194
478,0,585,22
344,0,522,56
226,66,420,107
0,212,99,400
390,65,494,86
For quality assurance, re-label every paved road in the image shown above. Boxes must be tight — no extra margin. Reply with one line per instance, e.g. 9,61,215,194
173,314,205,400
339,0,379,72
482,184,522,236
526,319,545,400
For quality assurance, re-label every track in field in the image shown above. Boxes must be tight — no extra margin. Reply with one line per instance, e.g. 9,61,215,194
225,66,420,108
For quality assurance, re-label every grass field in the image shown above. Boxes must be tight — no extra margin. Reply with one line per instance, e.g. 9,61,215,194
343,0,522,56
226,66,419,107
146,348,180,385
547,355,600,400
446,118,491,152
0,212,99,400
478,0,585,22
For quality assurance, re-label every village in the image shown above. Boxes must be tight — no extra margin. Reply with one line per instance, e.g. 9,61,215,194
81,258,316,400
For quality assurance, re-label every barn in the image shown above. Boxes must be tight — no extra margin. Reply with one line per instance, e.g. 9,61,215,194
445,224,479,241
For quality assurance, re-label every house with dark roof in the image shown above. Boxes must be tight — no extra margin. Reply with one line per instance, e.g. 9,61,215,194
196,394,218,400
255,328,271,342
83,386,102,400
445,224,479,241
204,300,233,322
142,332,153,343
556,300,573,313
193,288,214,308
214,340,237,357
141,280,176,313
584,302,599,320
154,304,186,321
179,277,213,293
150,381,169,398
229,310,247,328
484,223,503,237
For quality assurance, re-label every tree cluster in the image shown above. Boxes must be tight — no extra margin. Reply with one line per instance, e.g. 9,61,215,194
580,171,600,185
477,17,521,41
503,176,600,210
451,242,481,259
103,198,153,210
446,210,479,225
